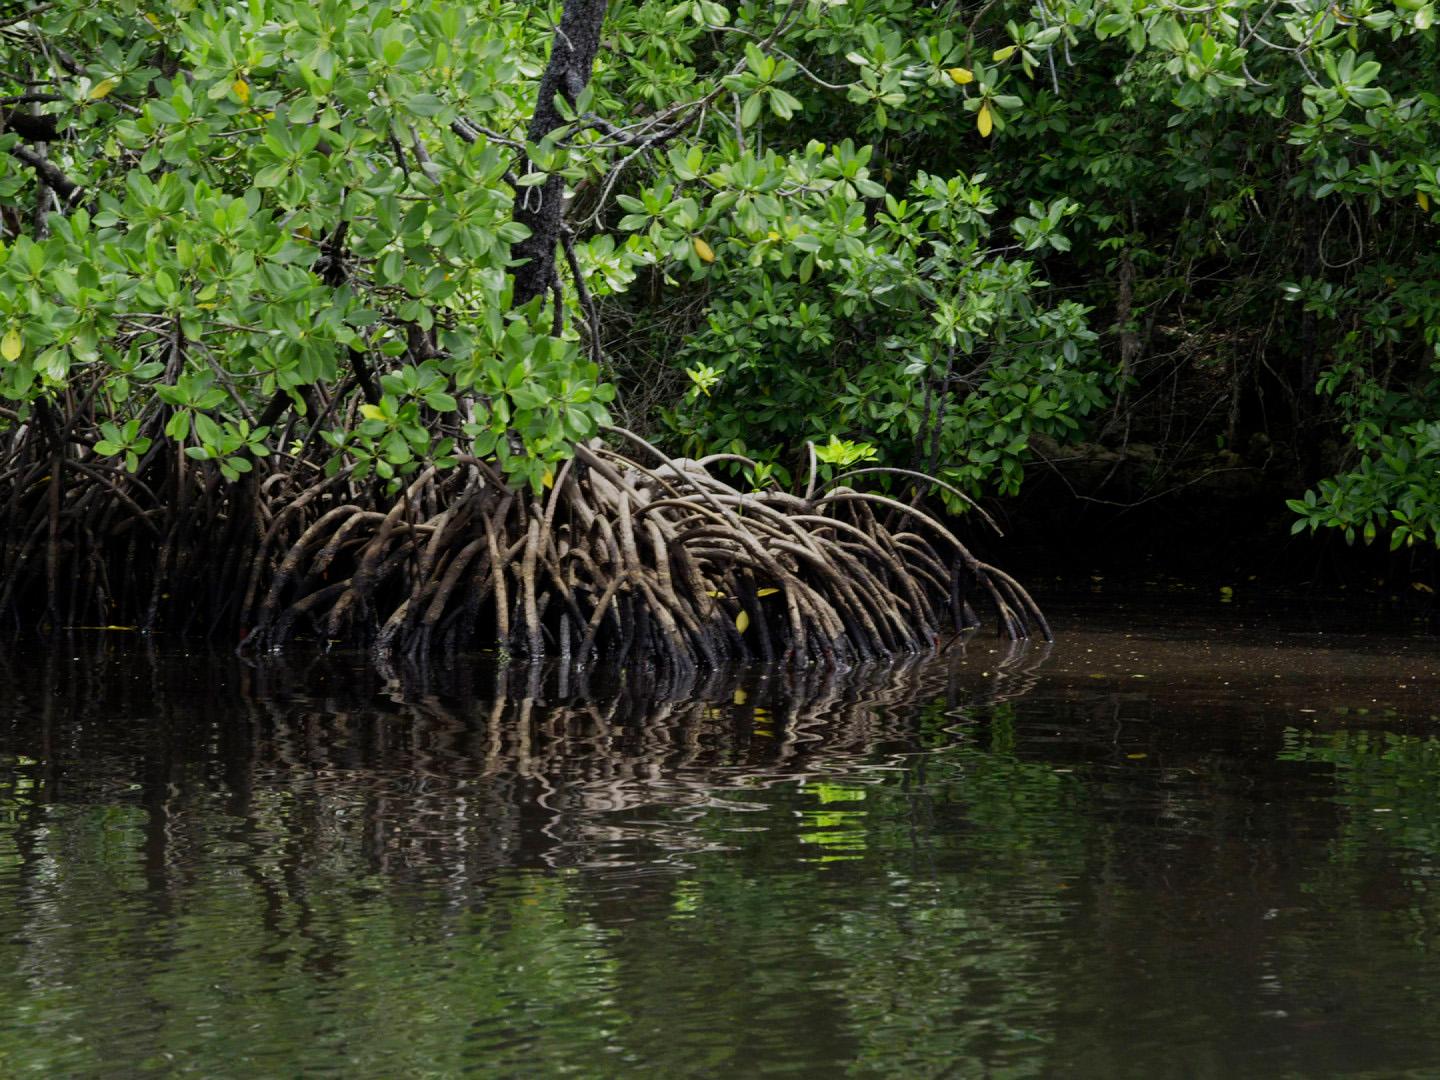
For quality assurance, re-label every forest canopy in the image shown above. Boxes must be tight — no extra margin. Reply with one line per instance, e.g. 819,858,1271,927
0,0,1437,554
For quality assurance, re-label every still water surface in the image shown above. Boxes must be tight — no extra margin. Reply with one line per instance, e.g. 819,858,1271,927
2,598,1439,1077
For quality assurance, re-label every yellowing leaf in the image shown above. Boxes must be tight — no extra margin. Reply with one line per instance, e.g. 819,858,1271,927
735,610,750,632
993,45,1017,62
946,66,974,85
359,404,387,421
1420,191,1432,212
142,12,162,28
1413,581,1435,594
977,104,993,137
542,468,554,489
1,327,21,361
88,78,119,101
693,236,716,263
756,587,780,597
733,689,747,705
766,230,780,241
232,78,251,103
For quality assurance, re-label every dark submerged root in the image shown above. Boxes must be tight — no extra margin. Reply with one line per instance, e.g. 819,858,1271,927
0,420,1047,666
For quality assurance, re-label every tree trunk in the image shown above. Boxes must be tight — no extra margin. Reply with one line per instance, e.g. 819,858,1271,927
511,0,609,307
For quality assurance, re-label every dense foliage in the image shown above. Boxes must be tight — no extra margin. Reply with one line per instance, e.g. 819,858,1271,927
0,0,1437,547
0,0,621,496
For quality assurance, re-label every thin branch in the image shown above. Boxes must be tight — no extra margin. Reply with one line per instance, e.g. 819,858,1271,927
561,225,604,365
706,26,852,91
0,3,57,30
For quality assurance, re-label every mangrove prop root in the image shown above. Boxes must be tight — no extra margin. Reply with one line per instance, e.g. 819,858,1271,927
0,425,1048,665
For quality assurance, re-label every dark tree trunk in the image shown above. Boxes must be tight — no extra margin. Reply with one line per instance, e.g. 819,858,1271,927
511,0,609,307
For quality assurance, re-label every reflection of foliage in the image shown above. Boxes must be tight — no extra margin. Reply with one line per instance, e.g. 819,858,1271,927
804,706,1085,1077
1273,724,1440,1027
0,642,1069,1076
819,903,1057,1077
561,701,1087,1077
14,645,1440,1076
1279,727,1440,862
798,782,870,861
0,847,632,1076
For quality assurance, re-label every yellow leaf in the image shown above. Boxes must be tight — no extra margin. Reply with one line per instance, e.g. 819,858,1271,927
359,404,386,421
693,236,716,263
946,66,974,85
1420,191,1432,212
232,78,250,103
1,327,21,362
542,468,554,489
756,587,779,597
1413,581,1435,594
89,78,119,101
733,689,747,705
705,589,727,598
993,45,1016,62
735,610,750,632
767,230,780,241
1126,753,1148,760
977,104,993,137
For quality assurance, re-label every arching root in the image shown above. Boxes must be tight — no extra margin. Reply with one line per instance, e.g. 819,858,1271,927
240,430,1049,669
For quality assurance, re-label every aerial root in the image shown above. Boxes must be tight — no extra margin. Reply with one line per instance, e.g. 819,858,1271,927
237,431,1049,667
0,400,1045,662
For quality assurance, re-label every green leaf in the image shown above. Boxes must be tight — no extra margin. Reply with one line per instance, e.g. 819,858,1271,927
193,413,222,446
741,93,763,127
406,93,446,117
0,327,20,361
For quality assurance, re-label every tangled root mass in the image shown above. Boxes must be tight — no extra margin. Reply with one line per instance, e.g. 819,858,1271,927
1,426,1048,669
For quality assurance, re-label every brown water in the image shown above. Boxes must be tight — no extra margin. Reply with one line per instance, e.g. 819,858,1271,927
2,597,1438,1077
